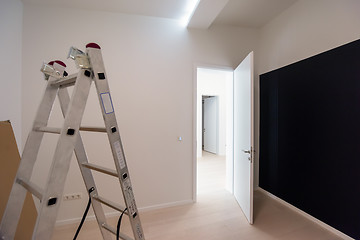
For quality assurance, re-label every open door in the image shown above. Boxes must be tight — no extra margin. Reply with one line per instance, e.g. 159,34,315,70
233,52,254,224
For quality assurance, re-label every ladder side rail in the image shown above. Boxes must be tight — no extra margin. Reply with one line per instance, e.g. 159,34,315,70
87,45,145,240
57,87,113,240
0,64,63,239
33,69,92,239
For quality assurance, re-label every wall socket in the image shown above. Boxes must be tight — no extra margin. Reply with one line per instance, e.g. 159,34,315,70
63,193,82,201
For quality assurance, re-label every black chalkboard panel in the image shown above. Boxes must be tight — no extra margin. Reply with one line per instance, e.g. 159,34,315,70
259,39,360,239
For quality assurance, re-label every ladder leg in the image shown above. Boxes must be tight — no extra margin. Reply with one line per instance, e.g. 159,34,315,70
57,87,113,240
32,70,92,239
0,82,59,239
87,45,145,240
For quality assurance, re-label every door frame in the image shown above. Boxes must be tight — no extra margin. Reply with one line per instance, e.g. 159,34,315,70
192,64,234,202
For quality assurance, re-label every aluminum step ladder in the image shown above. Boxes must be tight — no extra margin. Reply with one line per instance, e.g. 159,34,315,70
0,43,145,240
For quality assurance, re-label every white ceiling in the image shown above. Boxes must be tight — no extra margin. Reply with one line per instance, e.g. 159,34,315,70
20,0,298,29
213,0,298,28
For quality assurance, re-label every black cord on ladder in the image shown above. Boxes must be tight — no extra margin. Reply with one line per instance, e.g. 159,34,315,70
73,187,95,240
116,207,128,240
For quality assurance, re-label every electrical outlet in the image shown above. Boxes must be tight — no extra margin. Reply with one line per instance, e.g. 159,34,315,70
63,193,82,201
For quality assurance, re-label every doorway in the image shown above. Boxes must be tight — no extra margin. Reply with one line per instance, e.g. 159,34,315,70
196,67,234,195
194,52,255,225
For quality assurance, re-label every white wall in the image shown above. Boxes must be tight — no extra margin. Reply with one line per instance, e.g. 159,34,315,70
258,0,360,74
21,4,259,223
0,0,23,148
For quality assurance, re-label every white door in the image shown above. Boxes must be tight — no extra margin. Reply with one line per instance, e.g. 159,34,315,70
203,96,217,154
233,52,254,224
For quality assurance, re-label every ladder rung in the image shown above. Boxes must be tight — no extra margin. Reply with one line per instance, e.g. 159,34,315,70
16,178,43,200
35,126,61,134
92,195,128,215
35,126,106,134
79,126,107,133
101,223,133,240
82,163,118,177
51,73,78,87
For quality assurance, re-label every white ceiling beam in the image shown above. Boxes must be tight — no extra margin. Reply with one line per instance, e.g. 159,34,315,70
187,0,229,29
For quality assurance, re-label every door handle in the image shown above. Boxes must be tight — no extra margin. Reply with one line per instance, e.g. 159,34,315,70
242,149,251,154
242,149,252,162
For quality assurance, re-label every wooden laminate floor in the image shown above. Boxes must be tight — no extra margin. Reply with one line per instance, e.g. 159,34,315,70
52,151,343,240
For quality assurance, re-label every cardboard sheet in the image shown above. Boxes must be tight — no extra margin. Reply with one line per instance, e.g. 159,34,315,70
0,121,37,239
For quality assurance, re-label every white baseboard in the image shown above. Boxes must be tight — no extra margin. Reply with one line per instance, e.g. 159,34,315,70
138,199,194,212
55,212,113,226
55,199,194,226
256,188,354,240
55,214,96,226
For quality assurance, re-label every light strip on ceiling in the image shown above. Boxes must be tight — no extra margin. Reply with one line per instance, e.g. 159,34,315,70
179,0,200,27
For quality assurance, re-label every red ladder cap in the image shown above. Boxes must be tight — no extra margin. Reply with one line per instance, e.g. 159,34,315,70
48,60,66,67
86,43,101,49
